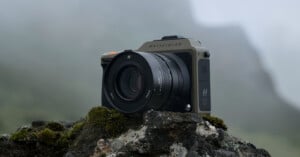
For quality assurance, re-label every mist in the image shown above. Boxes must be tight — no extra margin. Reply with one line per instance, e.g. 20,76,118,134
0,1,300,156
191,0,300,109
0,0,195,132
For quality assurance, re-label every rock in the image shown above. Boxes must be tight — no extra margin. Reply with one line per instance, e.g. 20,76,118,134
0,134,10,142
0,107,271,157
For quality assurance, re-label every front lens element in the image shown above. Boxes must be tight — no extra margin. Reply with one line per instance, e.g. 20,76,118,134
116,66,143,101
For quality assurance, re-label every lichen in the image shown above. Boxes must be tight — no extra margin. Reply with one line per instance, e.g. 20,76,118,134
87,107,127,137
46,122,65,131
36,128,59,145
10,128,37,142
202,114,228,130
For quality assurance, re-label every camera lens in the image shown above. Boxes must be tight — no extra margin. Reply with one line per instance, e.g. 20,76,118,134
103,50,190,113
116,66,143,101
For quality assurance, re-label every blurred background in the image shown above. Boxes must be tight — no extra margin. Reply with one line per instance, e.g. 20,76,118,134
0,0,299,156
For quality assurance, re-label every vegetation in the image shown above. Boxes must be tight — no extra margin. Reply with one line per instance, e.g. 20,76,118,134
87,107,127,137
45,122,65,131
202,115,227,130
9,124,68,147
56,132,70,147
8,107,127,147
10,128,37,142
36,128,58,145
67,121,85,139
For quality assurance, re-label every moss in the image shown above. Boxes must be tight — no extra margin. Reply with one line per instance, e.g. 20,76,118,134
10,124,70,147
36,128,59,145
10,128,37,142
56,132,70,147
68,121,85,139
87,107,127,137
46,122,65,131
202,115,228,130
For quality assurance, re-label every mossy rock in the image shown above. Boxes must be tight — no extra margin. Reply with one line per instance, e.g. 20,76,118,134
46,122,65,131
35,128,71,147
68,121,85,139
202,115,228,130
87,107,127,137
36,128,60,145
10,128,37,142
56,132,70,147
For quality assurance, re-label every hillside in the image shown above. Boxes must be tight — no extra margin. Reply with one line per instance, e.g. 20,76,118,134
192,26,300,136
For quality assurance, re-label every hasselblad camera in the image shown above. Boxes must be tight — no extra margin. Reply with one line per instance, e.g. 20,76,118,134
101,35,211,114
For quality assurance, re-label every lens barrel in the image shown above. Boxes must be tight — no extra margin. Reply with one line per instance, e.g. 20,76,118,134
103,50,190,113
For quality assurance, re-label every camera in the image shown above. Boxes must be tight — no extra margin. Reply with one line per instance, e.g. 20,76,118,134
101,35,211,114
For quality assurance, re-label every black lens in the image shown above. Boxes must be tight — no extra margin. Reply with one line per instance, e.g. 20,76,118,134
116,66,143,101
103,50,190,113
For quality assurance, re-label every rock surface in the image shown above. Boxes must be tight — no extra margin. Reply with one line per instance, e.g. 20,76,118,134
0,107,270,157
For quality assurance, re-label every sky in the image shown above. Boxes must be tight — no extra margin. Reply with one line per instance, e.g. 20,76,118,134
190,0,300,109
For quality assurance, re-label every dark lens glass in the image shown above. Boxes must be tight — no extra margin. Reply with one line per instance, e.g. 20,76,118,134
116,66,143,101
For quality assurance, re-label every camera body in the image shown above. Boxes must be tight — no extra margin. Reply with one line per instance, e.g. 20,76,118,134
101,36,211,114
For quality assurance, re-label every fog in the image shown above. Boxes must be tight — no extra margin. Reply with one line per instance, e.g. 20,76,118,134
191,0,300,109
0,1,299,156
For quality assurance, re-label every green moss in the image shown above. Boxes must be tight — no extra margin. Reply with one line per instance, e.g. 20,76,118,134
87,107,127,137
202,114,228,130
68,121,85,139
10,121,74,147
56,132,70,147
35,128,71,147
46,122,65,131
36,128,59,145
10,128,37,142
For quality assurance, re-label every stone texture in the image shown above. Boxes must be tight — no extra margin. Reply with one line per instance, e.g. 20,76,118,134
0,107,271,157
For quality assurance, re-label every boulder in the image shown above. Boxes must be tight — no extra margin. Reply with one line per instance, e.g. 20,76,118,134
0,107,270,157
